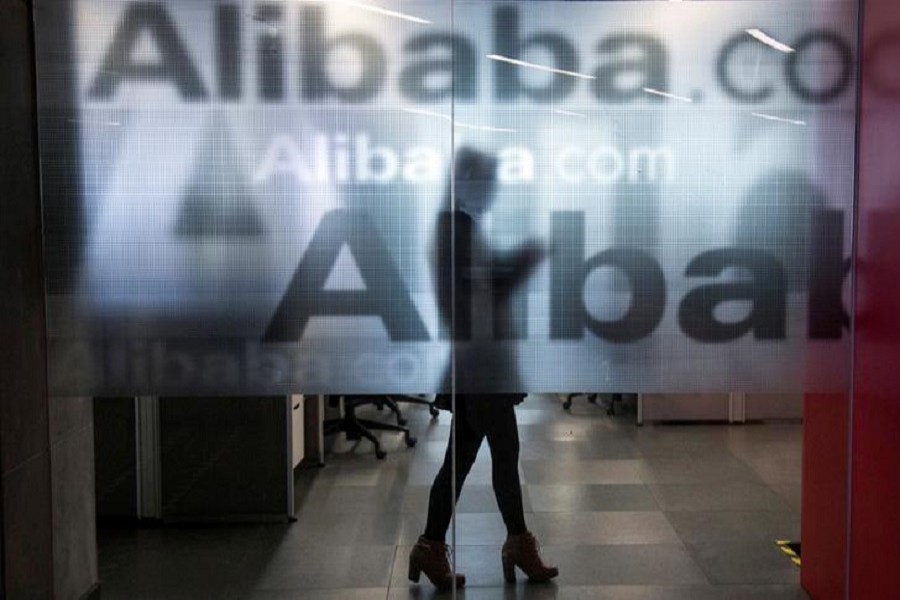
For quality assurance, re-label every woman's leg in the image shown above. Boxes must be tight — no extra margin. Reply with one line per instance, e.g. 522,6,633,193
482,401,527,536
480,400,558,582
423,398,483,542
411,403,480,590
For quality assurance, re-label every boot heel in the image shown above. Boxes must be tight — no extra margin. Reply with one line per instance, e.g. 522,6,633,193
502,556,516,583
408,563,422,583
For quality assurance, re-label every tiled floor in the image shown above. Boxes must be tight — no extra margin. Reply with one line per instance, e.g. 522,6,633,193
97,395,807,599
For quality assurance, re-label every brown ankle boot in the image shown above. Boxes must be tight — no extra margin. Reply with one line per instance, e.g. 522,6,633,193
408,536,466,590
501,532,559,583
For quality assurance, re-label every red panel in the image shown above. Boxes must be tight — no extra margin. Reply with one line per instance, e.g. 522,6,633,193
850,0,900,596
804,1,900,597
801,393,849,600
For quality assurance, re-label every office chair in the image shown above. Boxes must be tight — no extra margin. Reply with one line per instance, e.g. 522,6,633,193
562,393,598,410
384,395,440,424
358,395,439,426
324,395,418,459
563,393,622,415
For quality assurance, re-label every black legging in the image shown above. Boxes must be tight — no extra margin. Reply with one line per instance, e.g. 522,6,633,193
424,395,527,542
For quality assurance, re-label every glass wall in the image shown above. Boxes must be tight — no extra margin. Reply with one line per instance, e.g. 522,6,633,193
35,0,856,398
33,0,859,596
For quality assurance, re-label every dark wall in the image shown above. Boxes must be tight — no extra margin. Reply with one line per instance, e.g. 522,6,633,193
0,0,54,596
2,2,98,597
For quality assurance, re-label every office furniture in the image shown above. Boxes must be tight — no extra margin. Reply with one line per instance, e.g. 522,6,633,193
636,393,801,424
94,397,296,522
291,395,305,468
638,393,733,424
562,393,598,411
563,393,624,415
324,395,418,459
743,393,803,420
385,395,440,423
304,395,326,466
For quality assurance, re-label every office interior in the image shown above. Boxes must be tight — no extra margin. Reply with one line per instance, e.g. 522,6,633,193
2,0,900,599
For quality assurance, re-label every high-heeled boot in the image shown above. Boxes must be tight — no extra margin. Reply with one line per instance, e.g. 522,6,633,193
501,532,559,583
408,536,466,590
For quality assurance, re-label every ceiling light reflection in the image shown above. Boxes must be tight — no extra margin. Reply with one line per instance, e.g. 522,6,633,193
306,0,431,25
401,108,516,133
553,109,588,118
746,28,795,53
642,87,693,103
487,54,596,80
751,112,806,126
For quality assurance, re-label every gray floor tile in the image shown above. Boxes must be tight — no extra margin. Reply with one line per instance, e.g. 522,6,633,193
406,460,512,486
387,584,809,600
514,408,567,426
522,460,643,485
396,513,428,545
685,542,801,585
98,527,278,596
649,481,793,512
518,438,596,462
412,440,455,461
281,511,402,546
99,589,232,600
635,457,762,485
528,512,680,545
665,511,800,544
530,544,708,586
630,427,732,458
727,441,802,464
316,484,397,514
454,513,511,545
389,584,808,600
464,485,534,514
527,485,659,513
393,544,707,588
519,422,603,443
768,484,802,513
388,584,564,599
726,425,802,449
254,544,395,590
576,440,643,461
239,589,388,600
699,585,809,599
399,486,432,514
738,454,803,486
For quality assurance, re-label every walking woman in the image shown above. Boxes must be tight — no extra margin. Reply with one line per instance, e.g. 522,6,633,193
408,149,558,590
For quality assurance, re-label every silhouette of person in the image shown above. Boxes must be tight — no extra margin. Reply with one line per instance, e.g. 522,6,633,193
408,148,558,590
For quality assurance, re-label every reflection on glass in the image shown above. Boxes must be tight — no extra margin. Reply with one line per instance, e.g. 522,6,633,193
34,0,857,398
26,0,862,597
